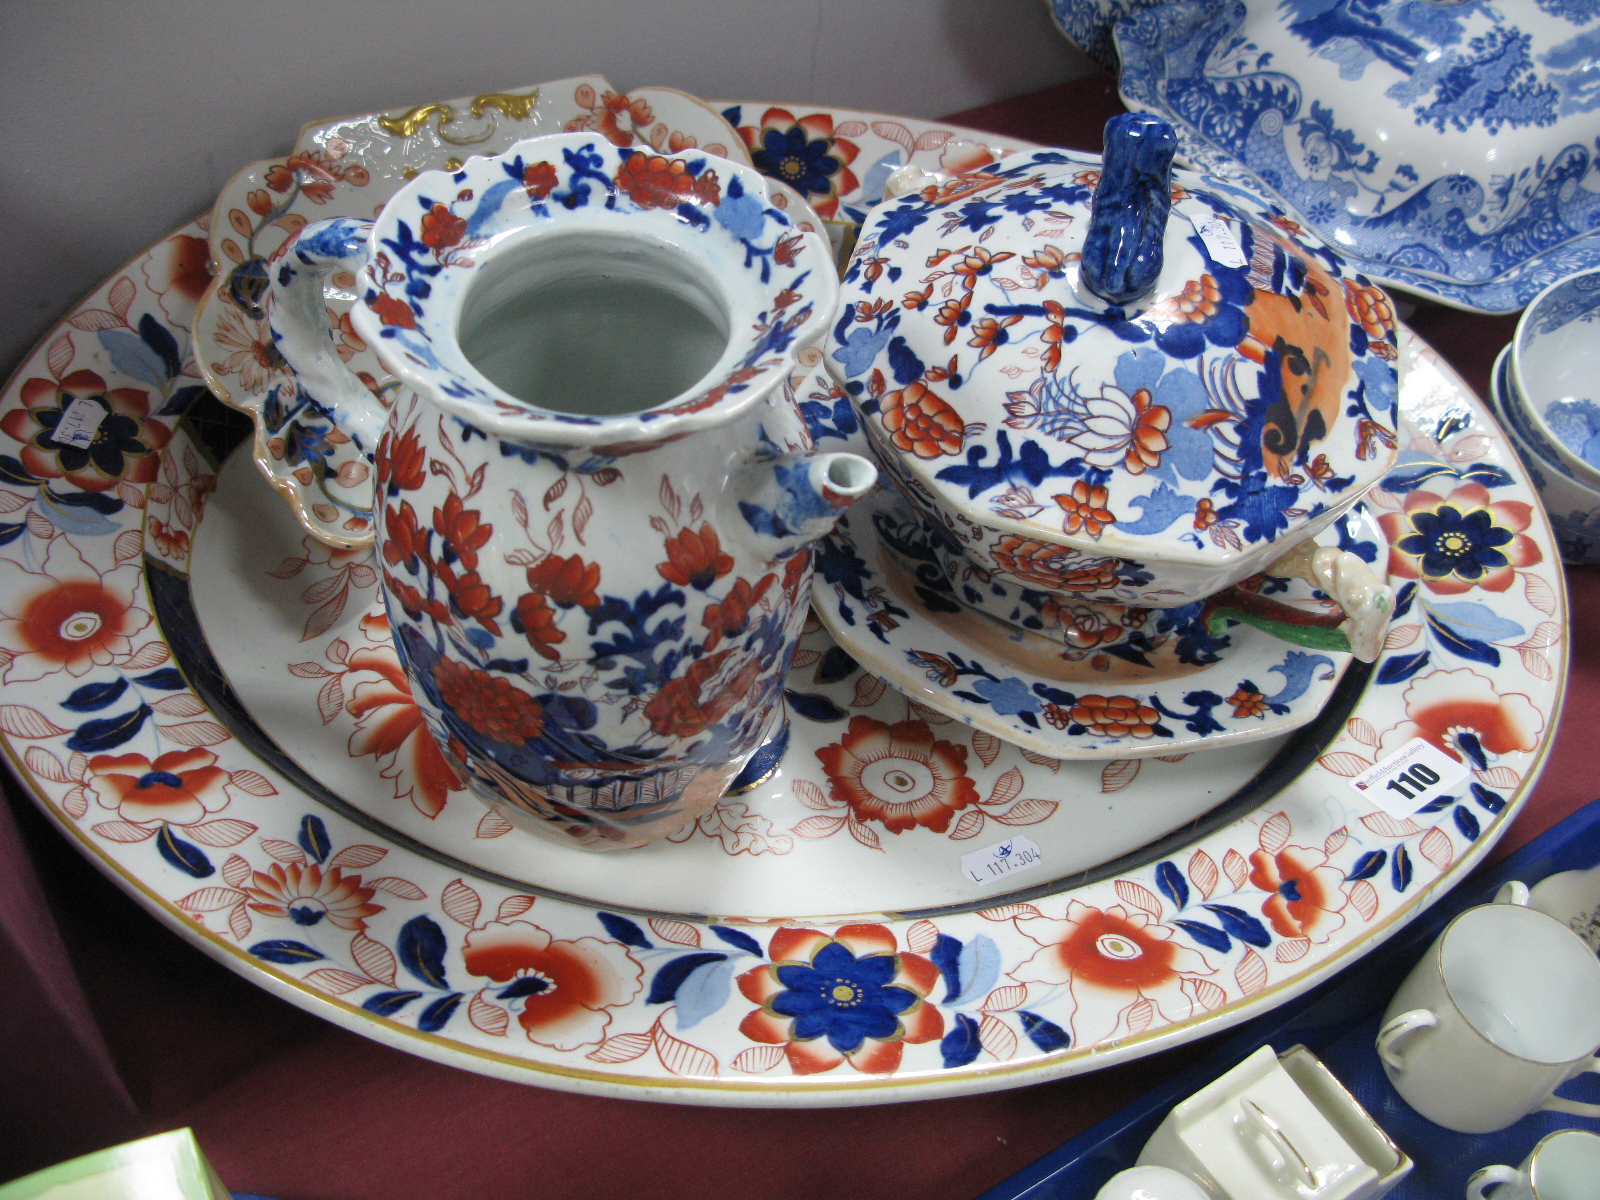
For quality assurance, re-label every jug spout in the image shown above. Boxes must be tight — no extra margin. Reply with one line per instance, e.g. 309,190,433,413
736,451,877,556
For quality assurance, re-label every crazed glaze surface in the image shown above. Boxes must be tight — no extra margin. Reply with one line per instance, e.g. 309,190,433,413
1102,0,1600,313
256,133,857,849
828,145,1400,607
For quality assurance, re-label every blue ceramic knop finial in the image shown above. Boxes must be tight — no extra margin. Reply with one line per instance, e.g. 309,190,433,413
1081,113,1179,307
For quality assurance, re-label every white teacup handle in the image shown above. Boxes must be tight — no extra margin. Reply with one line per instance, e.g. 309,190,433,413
267,217,389,454
1542,1055,1600,1118
1466,1165,1523,1200
1495,880,1531,906
1377,1007,1437,1071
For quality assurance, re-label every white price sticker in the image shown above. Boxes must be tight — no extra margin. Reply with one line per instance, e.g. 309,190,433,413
961,836,1043,886
53,397,106,449
1186,208,1248,269
1347,736,1471,819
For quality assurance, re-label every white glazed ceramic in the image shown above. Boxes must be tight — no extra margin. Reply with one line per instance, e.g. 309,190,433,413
1097,0,1600,315
1487,346,1600,567
1376,883,1600,1133
0,97,1567,1104
1137,1044,1408,1200
242,132,871,849
1531,862,1600,953
830,139,1401,610
1511,269,1600,489
1096,1166,1211,1200
1466,1130,1600,1200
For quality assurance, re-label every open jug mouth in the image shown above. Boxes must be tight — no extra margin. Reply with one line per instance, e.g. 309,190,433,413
350,132,838,445
457,227,733,419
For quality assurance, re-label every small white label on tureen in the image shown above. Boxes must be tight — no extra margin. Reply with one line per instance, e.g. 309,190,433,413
961,836,1043,886
1184,207,1248,270
53,398,106,449
1347,736,1471,819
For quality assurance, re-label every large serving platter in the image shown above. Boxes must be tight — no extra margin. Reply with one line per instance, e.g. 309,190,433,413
0,96,1566,1105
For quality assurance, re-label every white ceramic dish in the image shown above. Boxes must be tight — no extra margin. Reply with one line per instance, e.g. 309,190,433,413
0,98,1565,1106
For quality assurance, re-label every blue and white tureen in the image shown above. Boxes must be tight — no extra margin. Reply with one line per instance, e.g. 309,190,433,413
1051,0,1600,313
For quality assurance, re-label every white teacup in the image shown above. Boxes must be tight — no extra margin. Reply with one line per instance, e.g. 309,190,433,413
1377,882,1600,1133
1466,1129,1600,1200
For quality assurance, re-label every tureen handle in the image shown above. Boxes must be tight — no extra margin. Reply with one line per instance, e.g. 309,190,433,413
1081,113,1178,307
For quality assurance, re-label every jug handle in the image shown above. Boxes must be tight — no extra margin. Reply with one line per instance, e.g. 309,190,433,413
267,217,389,454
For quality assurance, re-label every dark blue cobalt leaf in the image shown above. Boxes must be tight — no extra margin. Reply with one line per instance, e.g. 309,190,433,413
362,990,423,1017
1415,793,1454,814
157,384,209,418
0,523,23,547
47,487,123,514
138,312,183,379
1454,805,1481,842
1391,845,1413,893
1345,850,1387,881
1155,860,1189,912
1201,904,1271,947
940,1012,982,1068
1173,919,1232,954
65,704,150,753
298,814,332,863
1459,462,1515,489
418,992,463,1032
61,678,128,712
646,952,728,1004
1456,732,1487,770
250,939,324,965
1426,612,1499,666
814,645,859,684
398,915,449,988
931,934,964,1003
132,667,186,691
1392,582,1416,621
1471,782,1506,813
598,912,652,948
1376,651,1430,685
157,825,214,878
1018,1010,1072,1053
710,925,763,956
783,690,848,722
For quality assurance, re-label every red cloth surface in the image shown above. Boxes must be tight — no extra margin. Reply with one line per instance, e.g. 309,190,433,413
2,74,1596,1198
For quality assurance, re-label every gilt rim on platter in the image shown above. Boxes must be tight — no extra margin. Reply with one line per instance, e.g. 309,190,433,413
0,96,1566,1105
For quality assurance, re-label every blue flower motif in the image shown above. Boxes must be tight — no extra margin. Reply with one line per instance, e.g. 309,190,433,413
1397,504,1513,581
771,939,916,1053
753,127,842,199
